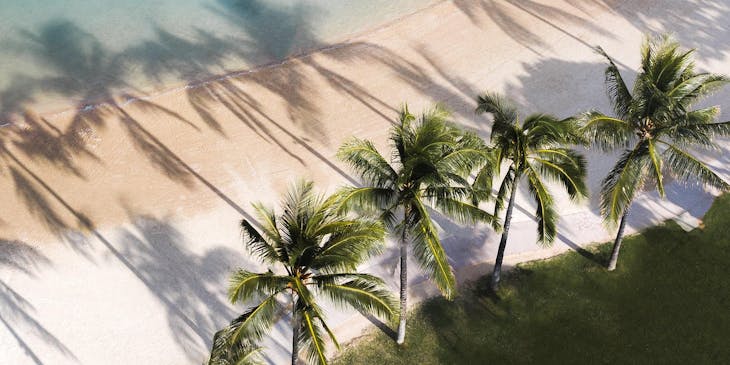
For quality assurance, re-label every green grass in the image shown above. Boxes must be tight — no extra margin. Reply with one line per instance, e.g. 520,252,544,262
335,195,730,364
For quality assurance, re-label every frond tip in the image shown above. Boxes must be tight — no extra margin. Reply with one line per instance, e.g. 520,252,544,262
208,323,264,365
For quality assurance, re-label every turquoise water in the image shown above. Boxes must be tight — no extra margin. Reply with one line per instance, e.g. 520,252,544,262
0,0,437,118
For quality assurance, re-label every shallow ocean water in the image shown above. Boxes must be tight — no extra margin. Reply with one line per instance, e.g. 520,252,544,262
0,0,437,118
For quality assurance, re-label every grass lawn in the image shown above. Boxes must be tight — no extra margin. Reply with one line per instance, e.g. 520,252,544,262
334,194,730,364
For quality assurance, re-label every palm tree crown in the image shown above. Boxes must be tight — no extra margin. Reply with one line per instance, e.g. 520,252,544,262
477,93,588,245
580,34,730,270
338,105,494,298
582,35,730,224
475,93,587,290
337,105,495,344
209,181,396,365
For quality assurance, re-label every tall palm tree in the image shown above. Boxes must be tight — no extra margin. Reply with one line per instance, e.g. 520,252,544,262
580,34,730,271
337,105,496,345
210,181,397,365
475,93,588,291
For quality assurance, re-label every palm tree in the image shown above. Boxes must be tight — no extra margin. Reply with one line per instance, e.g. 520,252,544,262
580,34,730,271
211,181,397,365
474,93,588,291
337,105,496,345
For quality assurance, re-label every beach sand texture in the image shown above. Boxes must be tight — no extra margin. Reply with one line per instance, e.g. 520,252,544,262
1,0,729,364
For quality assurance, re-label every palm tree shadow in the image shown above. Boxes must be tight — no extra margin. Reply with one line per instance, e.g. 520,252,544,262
0,149,254,360
115,212,248,359
0,240,78,364
359,311,397,341
470,274,503,303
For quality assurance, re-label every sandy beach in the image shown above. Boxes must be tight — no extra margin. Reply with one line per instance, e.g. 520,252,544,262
2,0,729,364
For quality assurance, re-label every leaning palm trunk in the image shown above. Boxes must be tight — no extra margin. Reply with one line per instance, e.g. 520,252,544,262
607,210,629,271
396,218,408,345
491,181,518,291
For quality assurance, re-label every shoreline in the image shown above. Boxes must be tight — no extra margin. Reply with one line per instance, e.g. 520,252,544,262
0,0,446,127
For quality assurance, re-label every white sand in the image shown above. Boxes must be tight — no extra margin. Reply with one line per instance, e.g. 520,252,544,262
1,0,729,364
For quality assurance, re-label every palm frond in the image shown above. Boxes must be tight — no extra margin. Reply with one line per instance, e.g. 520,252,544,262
523,114,580,148
668,73,729,106
640,34,682,91
315,276,397,320
471,160,497,204
595,46,633,118
292,276,319,311
577,111,633,150
660,108,729,149
436,145,490,177
250,202,283,250
229,294,281,345
524,165,557,246
423,103,453,125
476,92,518,125
240,219,280,264
208,322,264,365
683,107,724,128
422,185,472,201
530,148,588,200
659,140,730,190
410,197,456,299
334,186,398,218
600,142,651,223
647,139,665,196
298,308,329,365
434,197,497,228
337,138,397,188
228,271,290,304
649,46,691,93
311,221,385,273
391,104,417,163
280,181,316,231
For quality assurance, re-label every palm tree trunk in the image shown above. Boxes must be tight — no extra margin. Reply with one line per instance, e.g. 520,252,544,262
291,300,300,365
396,211,409,345
491,182,518,292
607,210,629,271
